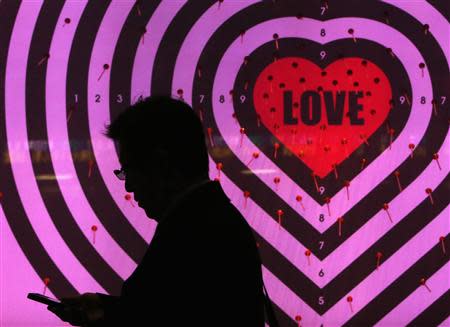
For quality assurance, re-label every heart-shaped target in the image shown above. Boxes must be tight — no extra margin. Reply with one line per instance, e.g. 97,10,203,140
253,57,391,178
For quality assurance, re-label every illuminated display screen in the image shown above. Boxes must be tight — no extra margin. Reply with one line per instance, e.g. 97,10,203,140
0,1,448,326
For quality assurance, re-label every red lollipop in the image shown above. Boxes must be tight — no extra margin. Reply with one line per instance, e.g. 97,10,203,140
91,225,98,244
347,295,354,312
276,209,283,229
97,63,110,81
246,151,259,166
382,203,393,223
304,249,311,266
43,277,51,295
296,195,305,210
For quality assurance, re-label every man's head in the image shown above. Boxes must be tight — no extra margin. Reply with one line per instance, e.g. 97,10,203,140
103,95,209,221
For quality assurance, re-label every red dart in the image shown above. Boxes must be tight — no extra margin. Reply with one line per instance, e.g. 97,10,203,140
431,99,438,116
408,143,415,159
267,75,274,92
425,188,434,205
198,107,205,122
124,193,135,207
216,162,223,180
243,190,250,209
43,277,51,295
97,63,110,81
360,158,367,170
240,29,246,43
63,17,71,27
360,133,370,146
420,278,432,292
140,26,147,45
273,33,279,50
136,1,142,16
243,56,250,66
337,217,344,236
382,203,393,223
37,53,50,66
295,314,302,327
207,127,215,147
295,195,305,211
332,163,338,179
348,28,356,43
304,249,311,266
324,197,331,216
394,171,402,192
432,153,441,170
273,177,281,192
383,11,390,24
246,151,259,166
439,236,446,254
217,0,224,9
239,127,245,148
231,112,238,125
277,209,283,229
311,171,319,193
197,65,202,78
229,89,234,102
376,251,383,270
343,180,350,200
423,23,429,35
269,106,275,120
419,62,426,78
386,47,395,59
347,296,354,312
176,88,184,100
67,104,76,123
91,225,98,244
88,159,94,178
244,80,249,91
273,142,280,159
388,128,395,149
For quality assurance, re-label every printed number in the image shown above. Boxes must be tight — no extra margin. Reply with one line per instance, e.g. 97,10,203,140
219,95,225,103
319,241,324,250
319,269,325,277
399,96,405,104
319,214,325,222
116,94,123,103
74,94,78,103
240,95,246,103
318,296,325,305
319,186,325,194
320,6,326,15
420,96,426,104
320,51,326,60
95,94,101,103
441,96,446,104
320,29,326,37
200,94,205,103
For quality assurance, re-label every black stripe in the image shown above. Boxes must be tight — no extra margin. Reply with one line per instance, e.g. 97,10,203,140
406,290,450,327
0,1,78,297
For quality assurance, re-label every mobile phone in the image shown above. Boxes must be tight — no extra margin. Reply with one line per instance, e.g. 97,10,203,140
27,293,62,306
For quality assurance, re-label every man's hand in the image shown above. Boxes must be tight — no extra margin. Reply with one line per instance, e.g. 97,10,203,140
47,293,104,326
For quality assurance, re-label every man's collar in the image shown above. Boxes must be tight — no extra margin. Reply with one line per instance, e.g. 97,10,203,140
158,175,212,224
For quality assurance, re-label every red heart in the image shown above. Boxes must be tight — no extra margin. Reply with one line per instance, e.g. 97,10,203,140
253,57,392,178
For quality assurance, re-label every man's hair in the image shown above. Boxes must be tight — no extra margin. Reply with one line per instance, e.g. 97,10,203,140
103,95,209,180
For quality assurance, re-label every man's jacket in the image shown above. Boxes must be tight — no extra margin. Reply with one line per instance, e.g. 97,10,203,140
95,180,266,326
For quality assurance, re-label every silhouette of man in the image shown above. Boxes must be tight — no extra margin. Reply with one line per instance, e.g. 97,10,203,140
47,96,272,326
